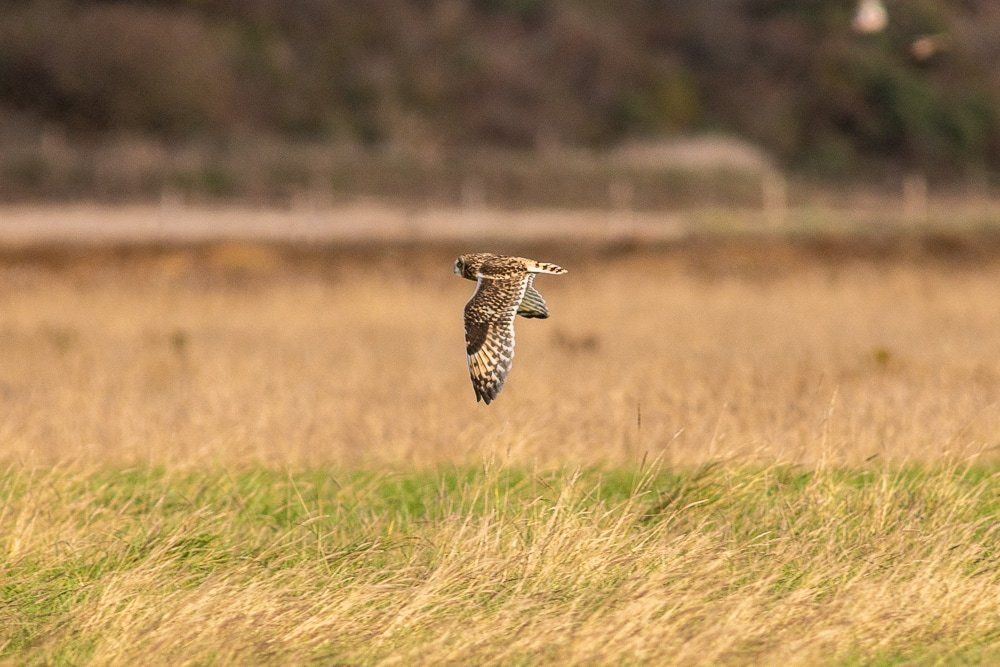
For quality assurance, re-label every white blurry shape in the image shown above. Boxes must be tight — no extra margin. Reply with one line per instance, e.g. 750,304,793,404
853,0,888,35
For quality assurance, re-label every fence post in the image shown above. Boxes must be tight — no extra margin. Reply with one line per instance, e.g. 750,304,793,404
762,170,788,228
461,176,485,209
968,172,990,224
903,173,928,225
608,178,636,238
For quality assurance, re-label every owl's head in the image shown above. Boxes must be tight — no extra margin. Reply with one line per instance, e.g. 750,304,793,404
453,255,481,280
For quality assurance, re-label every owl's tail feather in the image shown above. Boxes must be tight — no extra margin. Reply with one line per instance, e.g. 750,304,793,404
525,261,567,275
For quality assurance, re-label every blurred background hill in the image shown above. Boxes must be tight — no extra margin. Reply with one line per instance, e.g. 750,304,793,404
1,0,998,206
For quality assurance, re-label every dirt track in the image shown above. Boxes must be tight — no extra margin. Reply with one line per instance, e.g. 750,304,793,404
0,203,693,245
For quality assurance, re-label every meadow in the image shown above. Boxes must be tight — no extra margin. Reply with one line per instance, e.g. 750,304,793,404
1,238,998,664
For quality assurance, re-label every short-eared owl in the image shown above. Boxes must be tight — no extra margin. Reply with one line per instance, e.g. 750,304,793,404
454,253,567,404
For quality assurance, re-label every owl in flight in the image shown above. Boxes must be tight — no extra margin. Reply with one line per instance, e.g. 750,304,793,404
454,253,567,404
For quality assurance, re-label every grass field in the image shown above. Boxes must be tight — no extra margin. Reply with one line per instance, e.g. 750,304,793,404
2,465,997,664
1,238,998,663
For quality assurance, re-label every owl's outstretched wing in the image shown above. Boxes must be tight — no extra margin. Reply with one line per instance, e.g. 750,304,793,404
464,275,530,404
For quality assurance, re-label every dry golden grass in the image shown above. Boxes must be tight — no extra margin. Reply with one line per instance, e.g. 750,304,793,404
1,244,998,467
0,241,998,664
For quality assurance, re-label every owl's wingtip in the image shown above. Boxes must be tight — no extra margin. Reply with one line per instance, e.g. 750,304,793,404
473,384,500,404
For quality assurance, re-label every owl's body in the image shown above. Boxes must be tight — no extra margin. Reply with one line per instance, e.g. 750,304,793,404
454,253,567,404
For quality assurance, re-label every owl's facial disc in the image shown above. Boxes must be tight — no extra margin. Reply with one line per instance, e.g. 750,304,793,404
453,259,463,275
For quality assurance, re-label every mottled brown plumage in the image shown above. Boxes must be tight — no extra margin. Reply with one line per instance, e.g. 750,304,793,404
454,253,567,404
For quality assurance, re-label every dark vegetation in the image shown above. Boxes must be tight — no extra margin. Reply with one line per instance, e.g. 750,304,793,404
1,1,998,201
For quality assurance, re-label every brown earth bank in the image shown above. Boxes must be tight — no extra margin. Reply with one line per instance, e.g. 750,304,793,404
3,230,1000,279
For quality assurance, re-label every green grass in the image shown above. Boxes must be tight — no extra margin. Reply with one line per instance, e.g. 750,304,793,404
1,464,998,664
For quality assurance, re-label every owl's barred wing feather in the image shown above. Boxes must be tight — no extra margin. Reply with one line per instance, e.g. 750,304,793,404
516,275,549,319
464,275,529,404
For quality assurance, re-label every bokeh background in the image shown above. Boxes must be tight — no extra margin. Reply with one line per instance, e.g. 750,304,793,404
1,0,998,211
